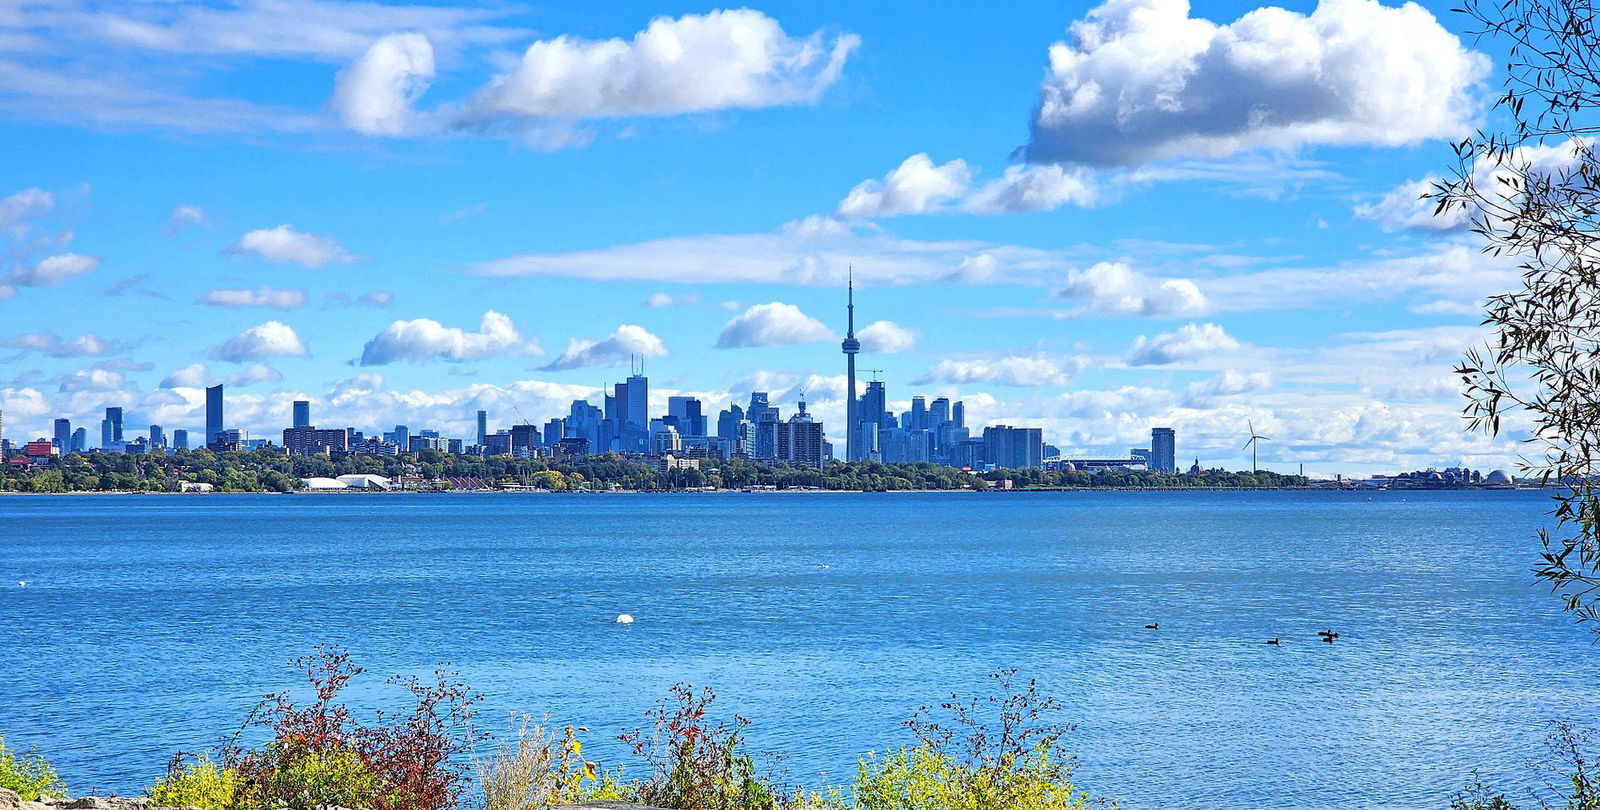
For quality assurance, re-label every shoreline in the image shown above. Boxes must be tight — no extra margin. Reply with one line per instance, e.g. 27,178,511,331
0,485,1535,496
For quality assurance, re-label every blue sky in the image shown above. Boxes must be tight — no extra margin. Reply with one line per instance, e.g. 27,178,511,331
0,0,1527,473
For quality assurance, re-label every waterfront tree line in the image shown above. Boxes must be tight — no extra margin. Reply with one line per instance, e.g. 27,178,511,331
0,447,1308,493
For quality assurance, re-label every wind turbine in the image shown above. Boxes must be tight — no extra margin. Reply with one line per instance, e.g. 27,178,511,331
1243,421,1269,473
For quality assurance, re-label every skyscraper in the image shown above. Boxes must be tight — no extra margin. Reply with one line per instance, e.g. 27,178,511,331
841,269,861,462
667,396,705,437
292,400,311,429
205,385,224,448
149,424,165,449
748,392,779,459
172,429,188,451
72,427,87,452
776,396,825,469
476,410,488,445
1151,427,1177,474
53,418,71,451
393,424,410,452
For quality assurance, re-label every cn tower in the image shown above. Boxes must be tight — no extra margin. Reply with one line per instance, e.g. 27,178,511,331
842,267,861,462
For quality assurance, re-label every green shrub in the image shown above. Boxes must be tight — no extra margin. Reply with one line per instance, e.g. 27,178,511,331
0,734,67,801
236,746,377,810
148,753,238,810
851,670,1108,810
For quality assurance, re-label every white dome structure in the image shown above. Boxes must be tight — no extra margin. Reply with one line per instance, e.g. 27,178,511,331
300,477,348,490
336,474,391,490
1486,469,1514,486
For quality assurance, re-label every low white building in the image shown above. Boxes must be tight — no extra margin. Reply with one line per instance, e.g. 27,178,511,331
300,476,349,490
336,474,391,490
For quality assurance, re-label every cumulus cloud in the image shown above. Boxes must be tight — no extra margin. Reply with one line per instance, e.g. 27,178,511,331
543,324,668,370
836,154,972,218
1127,322,1240,365
1356,140,1584,233
458,9,857,127
914,354,1087,387
716,302,832,348
161,363,211,389
211,321,309,362
358,310,530,365
1056,261,1208,317
3,331,122,358
1184,369,1271,403
228,224,355,267
165,204,210,236
332,33,435,136
963,164,1099,213
57,368,124,393
1024,0,1488,167
201,286,308,309
856,320,918,353
5,253,101,287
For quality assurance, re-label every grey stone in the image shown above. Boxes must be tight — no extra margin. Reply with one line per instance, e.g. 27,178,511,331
0,788,22,810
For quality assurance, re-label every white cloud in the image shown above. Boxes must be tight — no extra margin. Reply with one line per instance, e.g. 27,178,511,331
3,331,122,358
716,302,833,348
211,320,309,362
228,224,355,267
226,363,283,387
1184,369,1271,403
202,286,308,309
947,253,1000,283
0,187,54,237
475,223,1053,287
644,291,701,308
836,154,972,218
1356,140,1584,233
1127,322,1241,365
856,320,918,354
543,324,668,370
57,368,123,393
359,310,530,365
915,354,1088,388
963,164,1099,213
165,204,210,236
160,363,211,389
1057,261,1208,317
1024,0,1488,166
458,9,857,127
6,253,100,287
332,33,435,136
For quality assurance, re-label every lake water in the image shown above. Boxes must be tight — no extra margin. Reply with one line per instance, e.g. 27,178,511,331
1,490,1593,808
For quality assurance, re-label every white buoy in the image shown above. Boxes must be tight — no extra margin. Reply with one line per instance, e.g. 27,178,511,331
17,581,25,587
615,613,634,625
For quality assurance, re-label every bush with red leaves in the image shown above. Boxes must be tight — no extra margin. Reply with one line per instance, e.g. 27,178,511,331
225,646,481,810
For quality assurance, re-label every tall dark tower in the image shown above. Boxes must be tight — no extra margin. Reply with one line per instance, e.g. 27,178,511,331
842,268,861,462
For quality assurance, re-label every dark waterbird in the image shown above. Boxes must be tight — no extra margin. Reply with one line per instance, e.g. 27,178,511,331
1144,622,1160,629
1265,638,1281,645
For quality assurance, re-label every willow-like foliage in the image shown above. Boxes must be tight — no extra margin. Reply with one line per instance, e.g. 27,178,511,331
1434,0,1600,627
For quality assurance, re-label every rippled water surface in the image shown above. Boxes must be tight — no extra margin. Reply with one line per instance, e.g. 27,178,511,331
2,490,1593,808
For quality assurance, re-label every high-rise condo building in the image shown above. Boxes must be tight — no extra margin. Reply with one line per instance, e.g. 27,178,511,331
172,429,188,451
53,418,71,451
292,400,311,429
775,397,826,469
106,406,124,443
1151,427,1177,473
150,425,165,449
476,410,488,445
205,385,224,448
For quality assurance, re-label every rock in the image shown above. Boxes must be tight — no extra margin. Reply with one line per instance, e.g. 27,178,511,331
0,788,21,810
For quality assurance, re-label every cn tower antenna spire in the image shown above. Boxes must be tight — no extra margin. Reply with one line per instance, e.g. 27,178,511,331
847,265,855,337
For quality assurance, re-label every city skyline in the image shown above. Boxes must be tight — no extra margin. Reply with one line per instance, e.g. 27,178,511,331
0,0,1526,474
